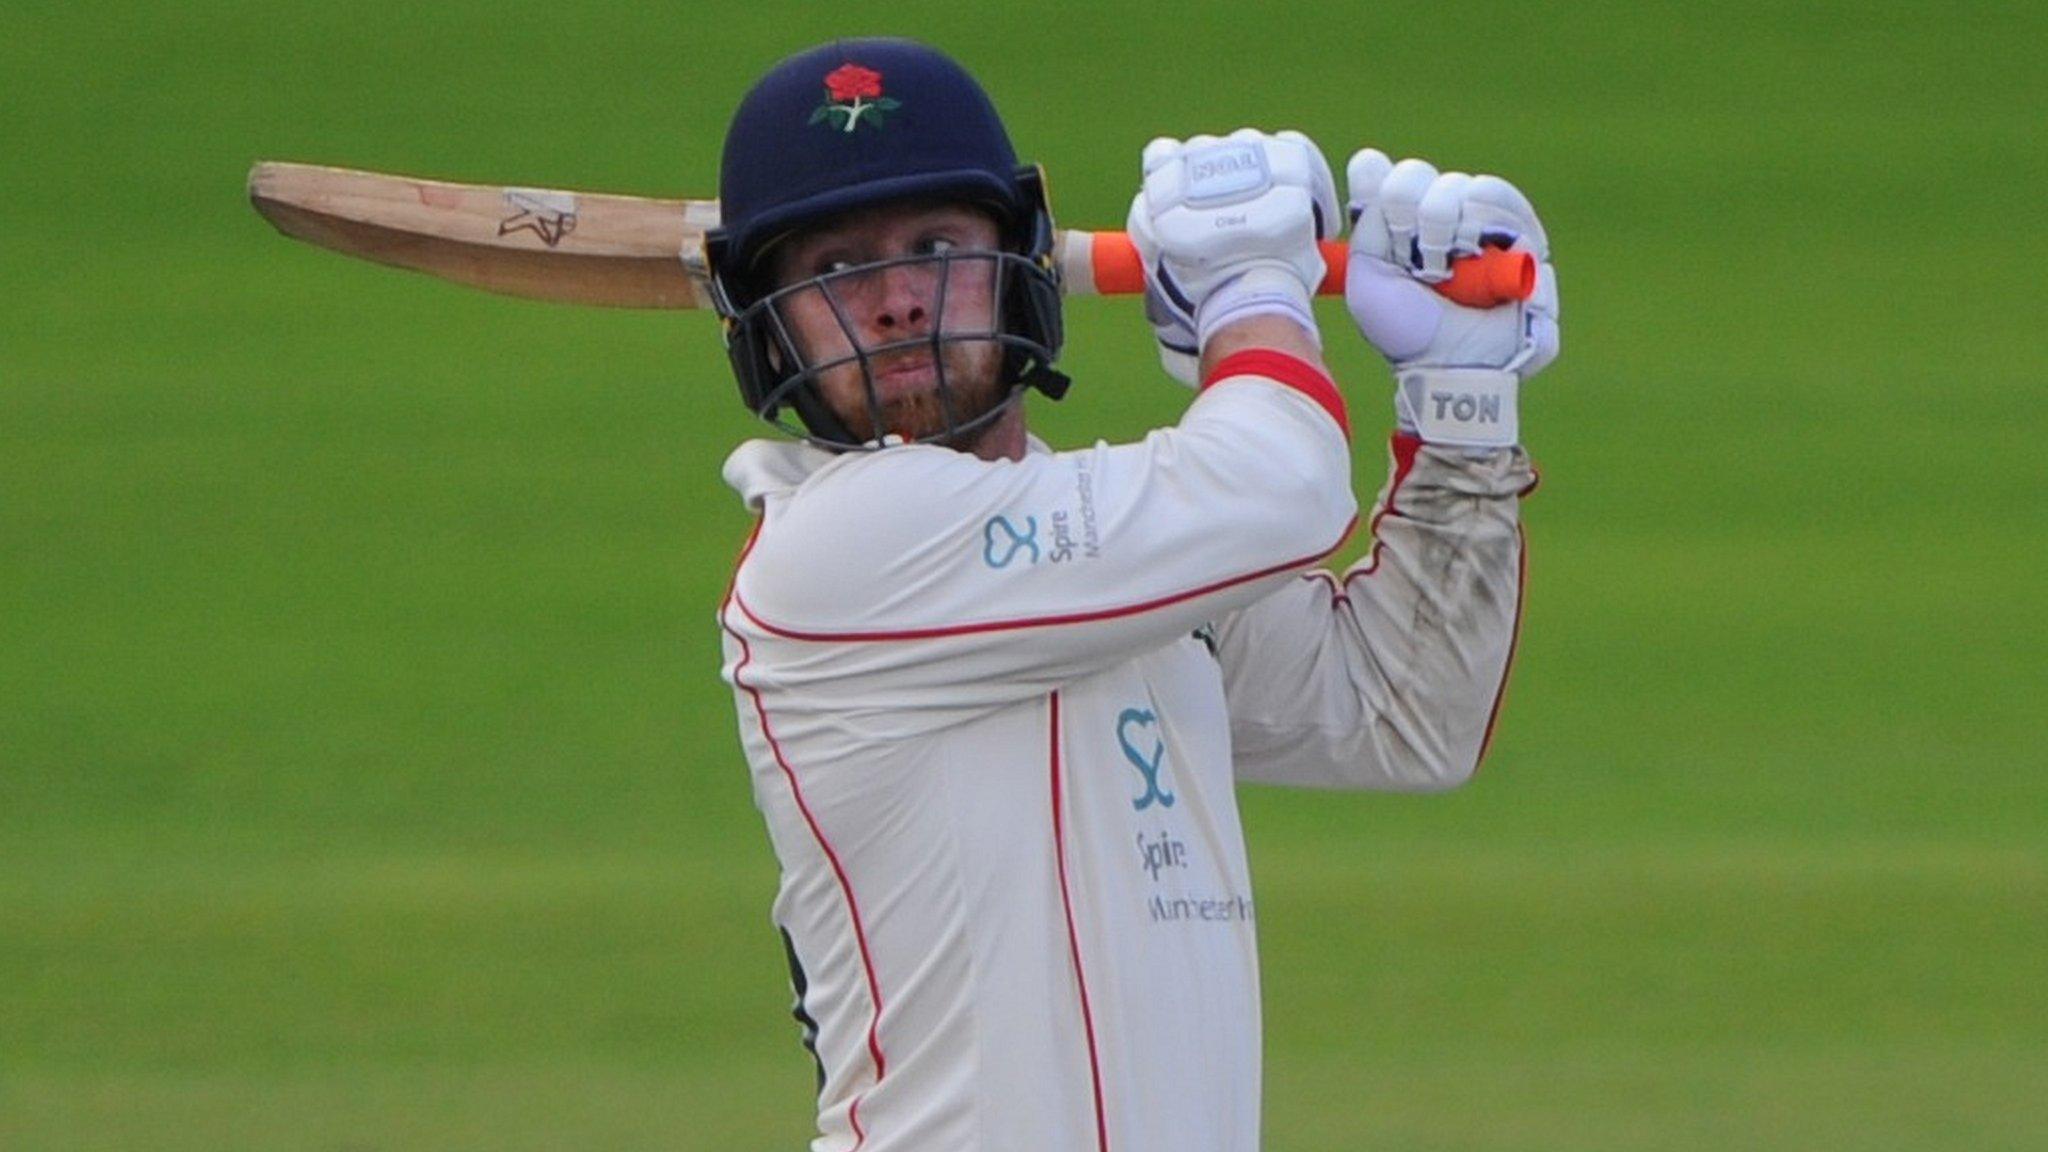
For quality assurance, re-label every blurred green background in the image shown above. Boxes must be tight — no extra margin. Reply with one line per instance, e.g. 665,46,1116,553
4,2,2043,1149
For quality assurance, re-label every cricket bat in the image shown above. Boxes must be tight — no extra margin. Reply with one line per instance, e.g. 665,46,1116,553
247,161,1534,310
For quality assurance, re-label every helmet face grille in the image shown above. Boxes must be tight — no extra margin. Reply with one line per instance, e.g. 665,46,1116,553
726,249,1060,451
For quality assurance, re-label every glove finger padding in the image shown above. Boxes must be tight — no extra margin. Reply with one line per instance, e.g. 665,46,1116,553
1344,147,1392,234
1274,129,1341,241
1415,172,1478,278
1141,135,1184,176
1458,176,1547,254
1374,158,1441,272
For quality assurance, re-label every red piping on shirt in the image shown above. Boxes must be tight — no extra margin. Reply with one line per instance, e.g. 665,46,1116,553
723,523,888,1147
1475,461,1539,762
1474,523,1528,765
732,517,1357,644
1301,568,1348,607
1348,432,1422,579
1202,349,1350,440
1048,691,1112,1152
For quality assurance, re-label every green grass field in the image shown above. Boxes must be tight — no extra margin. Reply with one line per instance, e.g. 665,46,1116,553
4,2,2043,1148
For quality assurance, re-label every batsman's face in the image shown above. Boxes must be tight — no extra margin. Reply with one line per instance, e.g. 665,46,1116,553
768,202,1009,446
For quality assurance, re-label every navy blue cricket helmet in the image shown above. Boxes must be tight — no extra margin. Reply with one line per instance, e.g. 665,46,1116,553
706,38,1067,449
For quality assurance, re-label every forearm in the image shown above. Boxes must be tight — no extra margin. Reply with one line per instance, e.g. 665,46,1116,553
1332,436,1533,786
1217,435,1533,791
1199,314,1326,381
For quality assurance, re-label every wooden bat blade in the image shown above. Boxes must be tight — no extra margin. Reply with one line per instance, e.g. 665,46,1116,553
249,161,1534,311
248,162,718,308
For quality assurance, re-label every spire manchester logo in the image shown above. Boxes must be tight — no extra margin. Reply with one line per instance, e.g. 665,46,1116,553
982,515,1039,568
1118,708,1175,812
810,63,901,133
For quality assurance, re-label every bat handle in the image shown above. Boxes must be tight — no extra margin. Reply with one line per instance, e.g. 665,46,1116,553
1070,233,1535,308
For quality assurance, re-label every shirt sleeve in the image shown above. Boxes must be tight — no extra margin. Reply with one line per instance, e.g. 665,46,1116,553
1211,434,1536,791
725,352,1358,712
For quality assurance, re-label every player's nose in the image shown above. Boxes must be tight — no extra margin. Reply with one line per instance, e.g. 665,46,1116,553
868,262,938,334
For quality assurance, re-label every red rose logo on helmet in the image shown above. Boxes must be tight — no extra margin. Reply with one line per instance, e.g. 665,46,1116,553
810,64,900,132
824,64,883,101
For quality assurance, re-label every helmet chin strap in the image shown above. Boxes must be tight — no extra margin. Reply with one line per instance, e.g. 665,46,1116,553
1021,363,1072,402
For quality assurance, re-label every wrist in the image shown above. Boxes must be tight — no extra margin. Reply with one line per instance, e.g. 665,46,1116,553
1195,266,1318,349
1200,314,1327,380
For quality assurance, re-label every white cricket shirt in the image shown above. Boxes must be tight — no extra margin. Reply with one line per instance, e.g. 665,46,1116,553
719,351,1533,1151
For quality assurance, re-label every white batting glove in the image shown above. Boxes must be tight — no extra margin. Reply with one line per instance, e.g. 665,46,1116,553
1345,149,1560,447
1141,281,1203,387
1128,129,1339,382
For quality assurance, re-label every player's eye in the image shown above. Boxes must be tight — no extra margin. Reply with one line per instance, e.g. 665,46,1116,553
915,236,960,257
813,257,859,278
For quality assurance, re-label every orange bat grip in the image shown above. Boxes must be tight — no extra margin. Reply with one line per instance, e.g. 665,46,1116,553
1087,234,1534,308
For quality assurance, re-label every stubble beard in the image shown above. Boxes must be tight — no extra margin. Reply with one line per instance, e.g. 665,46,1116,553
841,339,1010,446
